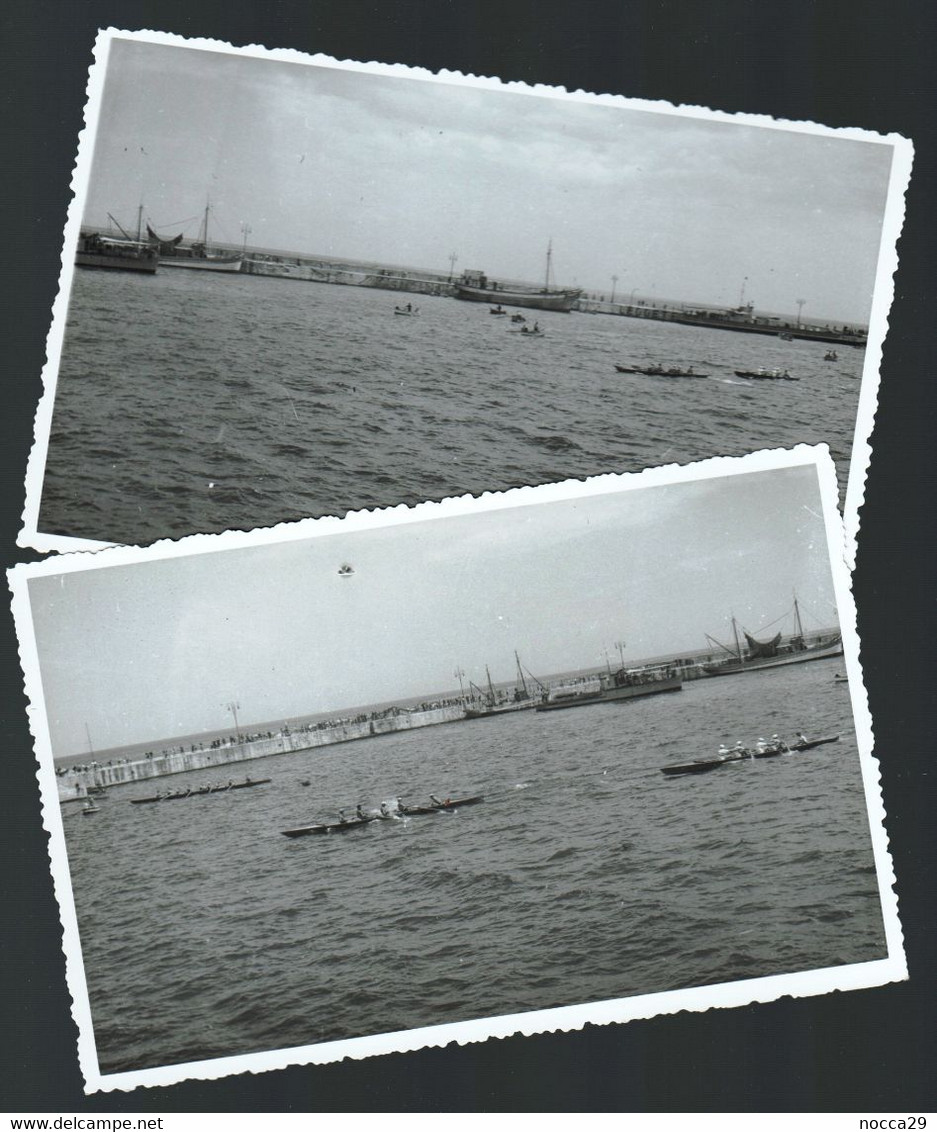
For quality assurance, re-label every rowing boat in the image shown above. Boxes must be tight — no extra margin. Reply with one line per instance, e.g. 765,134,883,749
281,815,381,837
660,735,839,777
130,777,271,804
399,794,484,815
733,369,799,381
614,364,708,378
281,794,485,838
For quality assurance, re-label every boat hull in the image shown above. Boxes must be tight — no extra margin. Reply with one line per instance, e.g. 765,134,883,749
661,734,840,776
399,795,484,815
536,676,682,712
454,284,580,313
282,795,483,837
130,777,270,804
615,365,708,378
158,255,243,273
703,640,843,676
76,251,157,273
464,702,535,719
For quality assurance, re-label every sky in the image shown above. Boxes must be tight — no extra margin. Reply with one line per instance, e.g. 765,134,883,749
28,463,840,757
81,36,896,324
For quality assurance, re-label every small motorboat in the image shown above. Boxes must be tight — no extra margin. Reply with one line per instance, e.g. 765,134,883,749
824,350,839,361
394,304,419,316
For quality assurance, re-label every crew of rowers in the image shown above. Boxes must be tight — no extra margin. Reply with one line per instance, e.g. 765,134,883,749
717,733,809,758
334,795,453,824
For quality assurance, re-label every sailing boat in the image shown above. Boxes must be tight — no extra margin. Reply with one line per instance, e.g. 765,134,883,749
453,241,582,312
702,597,843,676
463,653,543,718
148,203,243,273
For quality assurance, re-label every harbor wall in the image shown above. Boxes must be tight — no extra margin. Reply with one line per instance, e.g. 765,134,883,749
242,256,455,297
61,704,465,792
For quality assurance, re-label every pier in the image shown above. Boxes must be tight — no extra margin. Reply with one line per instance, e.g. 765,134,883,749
58,703,464,797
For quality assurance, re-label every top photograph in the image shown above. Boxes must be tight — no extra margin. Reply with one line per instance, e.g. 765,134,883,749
21,29,911,551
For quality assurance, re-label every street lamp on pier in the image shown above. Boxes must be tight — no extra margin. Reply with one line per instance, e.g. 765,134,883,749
225,700,241,743
796,298,806,328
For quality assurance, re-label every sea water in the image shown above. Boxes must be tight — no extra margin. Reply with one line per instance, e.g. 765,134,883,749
62,658,884,1074
40,269,863,544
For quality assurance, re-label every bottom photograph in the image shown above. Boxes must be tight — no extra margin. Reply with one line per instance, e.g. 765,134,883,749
9,445,904,1093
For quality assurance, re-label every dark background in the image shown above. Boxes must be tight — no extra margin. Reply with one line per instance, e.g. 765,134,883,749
2,0,934,1113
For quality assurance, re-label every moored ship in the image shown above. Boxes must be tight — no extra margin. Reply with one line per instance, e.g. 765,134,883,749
535,666,682,712
463,654,542,719
702,599,843,677
454,242,582,313
75,232,158,273
147,204,243,273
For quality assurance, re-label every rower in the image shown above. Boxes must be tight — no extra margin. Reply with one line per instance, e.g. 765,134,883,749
356,804,366,820
755,737,767,754
430,794,443,807
718,744,729,758
797,731,808,744
338,809,347,825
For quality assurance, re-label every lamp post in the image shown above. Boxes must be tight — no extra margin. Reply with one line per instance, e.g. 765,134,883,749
610,274,618,304
225,700,241,743
795,298,806,328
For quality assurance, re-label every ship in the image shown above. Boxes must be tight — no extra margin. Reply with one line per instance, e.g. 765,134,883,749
647,301,867,348
702,598,843,677
463,654,543,719
147,204,243,273
453,242,582,313
535,666,682,712
75,231,158,273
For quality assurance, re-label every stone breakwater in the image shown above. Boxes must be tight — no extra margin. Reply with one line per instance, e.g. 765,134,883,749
58,704,466,797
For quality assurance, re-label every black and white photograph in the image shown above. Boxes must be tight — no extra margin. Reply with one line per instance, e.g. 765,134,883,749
9,448,904,1092
21,29,910,552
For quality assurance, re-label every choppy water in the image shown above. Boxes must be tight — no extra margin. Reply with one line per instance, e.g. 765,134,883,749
62,659,884,1075
40,270,863,544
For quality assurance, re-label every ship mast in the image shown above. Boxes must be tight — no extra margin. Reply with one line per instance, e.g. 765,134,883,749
486,665,497,706
200,201,211,247
545,239,553,292
514,651,529,698
793,594,804,638
731,616,743,663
